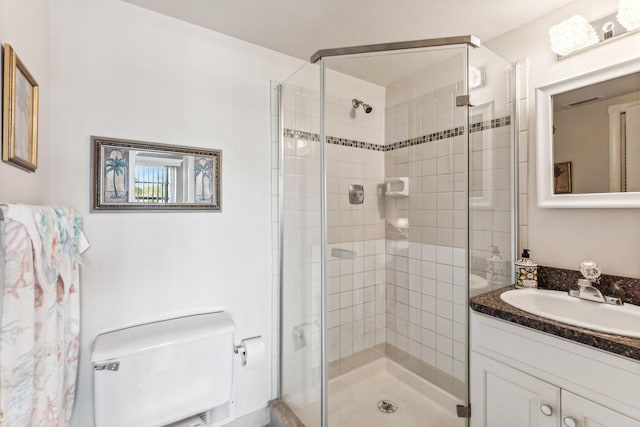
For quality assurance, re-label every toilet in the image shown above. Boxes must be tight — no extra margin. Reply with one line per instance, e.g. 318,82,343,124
92,312,235,427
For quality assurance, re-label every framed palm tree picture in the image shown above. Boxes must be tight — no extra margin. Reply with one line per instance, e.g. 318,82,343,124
554,161,572,194
104,148,129,202
194,157,214,203
2,43,39,172
91,136,221,211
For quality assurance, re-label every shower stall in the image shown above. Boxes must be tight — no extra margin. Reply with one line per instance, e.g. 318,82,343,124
276,36,516,427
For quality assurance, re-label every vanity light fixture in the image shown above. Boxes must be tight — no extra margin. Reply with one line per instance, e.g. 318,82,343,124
602,21,616,39
548,15,599,56
550,3,640,59
617,0,640,31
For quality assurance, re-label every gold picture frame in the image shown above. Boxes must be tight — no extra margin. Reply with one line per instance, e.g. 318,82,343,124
2,43,39,172
554,161,572,194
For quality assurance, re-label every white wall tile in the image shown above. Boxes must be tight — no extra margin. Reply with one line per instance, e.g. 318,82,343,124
436,353,453,375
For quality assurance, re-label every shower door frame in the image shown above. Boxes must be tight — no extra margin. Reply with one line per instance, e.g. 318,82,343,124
311,36,481,427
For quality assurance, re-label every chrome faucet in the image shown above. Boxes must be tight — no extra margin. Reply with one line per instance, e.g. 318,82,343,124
569,279,605,302
568,261,623,305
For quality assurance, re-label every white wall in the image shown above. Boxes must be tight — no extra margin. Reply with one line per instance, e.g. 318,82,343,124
0,0,50,204
45,1,302,425
487,0,640,277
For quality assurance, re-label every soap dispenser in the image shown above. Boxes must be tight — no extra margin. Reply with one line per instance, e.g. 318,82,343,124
515,249,538,288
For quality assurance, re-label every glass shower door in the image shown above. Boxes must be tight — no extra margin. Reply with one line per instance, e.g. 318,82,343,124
320,45,473,425
466,49,516,427
278,62,323,427
467,47,516,297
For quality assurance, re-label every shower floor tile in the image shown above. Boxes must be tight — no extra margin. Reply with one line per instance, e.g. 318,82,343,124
294,358,464,427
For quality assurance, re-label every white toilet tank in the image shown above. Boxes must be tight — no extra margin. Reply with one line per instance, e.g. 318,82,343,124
92,312,235,427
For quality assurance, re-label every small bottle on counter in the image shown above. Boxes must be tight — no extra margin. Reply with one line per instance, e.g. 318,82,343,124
487,246,507,287
515,249,538,288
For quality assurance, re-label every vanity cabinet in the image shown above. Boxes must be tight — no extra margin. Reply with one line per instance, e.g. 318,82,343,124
470,311,640,427
562,390,640,427
472,353,640,427
471,354,559,427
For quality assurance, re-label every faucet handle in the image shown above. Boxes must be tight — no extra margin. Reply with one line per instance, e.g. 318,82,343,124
580,261,601,282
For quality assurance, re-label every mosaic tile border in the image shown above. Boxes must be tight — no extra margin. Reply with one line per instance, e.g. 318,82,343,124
386,126,465,152
283,115,511,152
282,128,319,142
326,135,386,151
470,116,511,133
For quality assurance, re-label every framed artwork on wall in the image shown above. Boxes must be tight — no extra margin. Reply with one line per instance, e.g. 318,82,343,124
2,43,39,172
554,161,572,194
91,136,222,212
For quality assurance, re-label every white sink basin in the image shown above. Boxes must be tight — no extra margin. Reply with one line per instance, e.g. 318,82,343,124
469,274,490,297
500,288,640,338
470,274,488,291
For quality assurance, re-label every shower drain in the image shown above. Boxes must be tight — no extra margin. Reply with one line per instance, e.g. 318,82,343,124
377,400,397,413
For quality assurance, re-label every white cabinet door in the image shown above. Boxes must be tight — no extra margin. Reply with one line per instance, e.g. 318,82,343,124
561,390,640,427
471,353,560,427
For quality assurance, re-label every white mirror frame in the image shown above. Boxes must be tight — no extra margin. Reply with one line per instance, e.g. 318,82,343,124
536,56,640,208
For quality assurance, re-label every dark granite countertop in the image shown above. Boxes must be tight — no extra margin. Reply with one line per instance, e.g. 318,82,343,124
470,286,640,362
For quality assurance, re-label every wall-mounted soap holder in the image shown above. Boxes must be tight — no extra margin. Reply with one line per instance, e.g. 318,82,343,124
384,177,409,197
331,247,356,260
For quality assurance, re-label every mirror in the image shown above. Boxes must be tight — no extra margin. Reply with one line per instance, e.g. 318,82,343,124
536,57,640,207
91,136,221,211
553,72,640,194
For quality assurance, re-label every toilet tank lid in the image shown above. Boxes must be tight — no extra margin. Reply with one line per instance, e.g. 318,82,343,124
92,311,235,362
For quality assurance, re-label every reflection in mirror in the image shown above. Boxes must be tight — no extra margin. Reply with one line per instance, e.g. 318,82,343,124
552,71,640,194
92,136,221,211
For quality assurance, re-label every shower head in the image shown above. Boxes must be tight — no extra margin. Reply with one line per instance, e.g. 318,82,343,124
352,98,373,114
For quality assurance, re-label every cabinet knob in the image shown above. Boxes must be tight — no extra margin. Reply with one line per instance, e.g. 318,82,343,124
563,416,577,427
539,404,553,416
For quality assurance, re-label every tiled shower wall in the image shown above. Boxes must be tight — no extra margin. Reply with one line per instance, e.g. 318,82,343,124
325,143,386,373
383,51,513,399
383,57,469,397
324,86,388,375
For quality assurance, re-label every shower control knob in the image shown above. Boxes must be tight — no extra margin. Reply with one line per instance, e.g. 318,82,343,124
563,416,577,427
539,404,553,416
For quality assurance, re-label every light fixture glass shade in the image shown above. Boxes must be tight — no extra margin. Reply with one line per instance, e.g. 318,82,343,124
469,66,482,89
617,0,640,31
549,15,599,56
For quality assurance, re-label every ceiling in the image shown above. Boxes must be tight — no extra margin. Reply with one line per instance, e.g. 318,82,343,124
122,0,576,65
